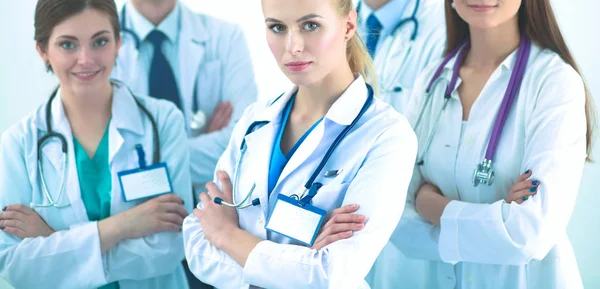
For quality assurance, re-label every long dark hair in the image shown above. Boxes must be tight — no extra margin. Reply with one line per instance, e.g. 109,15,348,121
444,0,595,158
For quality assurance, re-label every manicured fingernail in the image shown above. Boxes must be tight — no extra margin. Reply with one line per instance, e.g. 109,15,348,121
532,180,538,186
525,170,530,174
345,231,352,235
522,196,528,201
352,204,359,209
530,187,537,192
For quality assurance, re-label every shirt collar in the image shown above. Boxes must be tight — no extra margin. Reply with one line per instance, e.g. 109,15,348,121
263,74,369,126
126,1,181,43
443,44,520,77
358,0,412,35
43,82,144,135
110,81,145,135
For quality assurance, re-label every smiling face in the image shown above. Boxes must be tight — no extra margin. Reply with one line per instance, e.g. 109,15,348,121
37,8,120,96
453,0,522,29
262,0,356,86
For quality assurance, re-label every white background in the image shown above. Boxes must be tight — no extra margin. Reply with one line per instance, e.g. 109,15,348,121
1,0,599,288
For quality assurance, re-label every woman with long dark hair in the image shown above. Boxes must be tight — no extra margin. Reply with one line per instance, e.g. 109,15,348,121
393,0,594,288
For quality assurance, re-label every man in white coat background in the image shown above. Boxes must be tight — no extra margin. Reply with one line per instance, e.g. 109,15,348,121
111,0,257,288
356,0,446,288
112,0,257,187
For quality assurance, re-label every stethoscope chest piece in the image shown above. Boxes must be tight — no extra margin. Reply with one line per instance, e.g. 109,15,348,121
190,110,207,135
472,159,494,187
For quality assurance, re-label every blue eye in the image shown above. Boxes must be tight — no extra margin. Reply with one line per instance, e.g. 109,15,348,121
61,42,75,50
270,24,286,33
303,22,319,31
95,38,108,47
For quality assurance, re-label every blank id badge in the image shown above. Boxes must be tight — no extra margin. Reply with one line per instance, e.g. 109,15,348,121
118,163,173,201
265,194,327,246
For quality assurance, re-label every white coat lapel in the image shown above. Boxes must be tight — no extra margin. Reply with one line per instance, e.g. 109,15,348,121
114,4,145,93
276,77,368,192
38,90,88,222
108,84,144,165
178,6,208,118
242,123,276,220
240,90,295,218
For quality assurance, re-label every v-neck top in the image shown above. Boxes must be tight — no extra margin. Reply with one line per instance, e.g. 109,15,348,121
73,123,113,222
268,94,323,195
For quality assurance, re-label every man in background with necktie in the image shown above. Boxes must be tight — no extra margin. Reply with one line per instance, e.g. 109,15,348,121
112,0,257,288
357,0,445,113
356,0,445,289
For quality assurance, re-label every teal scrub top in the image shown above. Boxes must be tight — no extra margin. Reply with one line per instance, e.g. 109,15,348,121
73,123,119,289
268,94,323,195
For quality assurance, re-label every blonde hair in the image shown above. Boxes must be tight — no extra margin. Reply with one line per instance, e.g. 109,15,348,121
333,0,378,88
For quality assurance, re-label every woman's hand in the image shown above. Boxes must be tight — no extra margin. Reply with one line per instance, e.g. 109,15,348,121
0,204,55,239
193,171,240,249
415,183,450,226
205,102,233,133
506,170,539,204
312,204,366,250
119,193,188,239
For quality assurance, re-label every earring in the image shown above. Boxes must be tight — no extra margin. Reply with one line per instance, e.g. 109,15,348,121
452,1,456,9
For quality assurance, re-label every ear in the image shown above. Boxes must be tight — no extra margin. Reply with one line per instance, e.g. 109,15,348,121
114,36,122,60
35,42,48,64
344,9,358,41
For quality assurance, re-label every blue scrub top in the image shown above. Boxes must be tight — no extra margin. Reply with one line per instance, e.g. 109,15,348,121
268,94,323,195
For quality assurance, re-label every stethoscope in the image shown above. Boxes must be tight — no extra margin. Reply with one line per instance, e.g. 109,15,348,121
34,81,161,208
214,84,375,208
414,34,532,187
119,5,207,134
357,0,420,95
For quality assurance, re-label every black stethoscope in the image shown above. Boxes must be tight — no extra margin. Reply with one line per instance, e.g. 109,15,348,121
357,0,420,41
34,82,160,208
214,84,375,208
119,5,206,133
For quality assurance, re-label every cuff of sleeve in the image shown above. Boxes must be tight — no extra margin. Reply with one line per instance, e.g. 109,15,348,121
439,200,468,264
70,222,107,286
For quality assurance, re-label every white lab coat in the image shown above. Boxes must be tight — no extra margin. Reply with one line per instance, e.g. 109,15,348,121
182,76,418,289
365,0,446,288
0,84,194,289
112,3,258,184
369,0,446,114
394,43,586,288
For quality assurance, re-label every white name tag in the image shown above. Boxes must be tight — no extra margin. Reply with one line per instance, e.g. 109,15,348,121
118,163,173,201
265,194,326,246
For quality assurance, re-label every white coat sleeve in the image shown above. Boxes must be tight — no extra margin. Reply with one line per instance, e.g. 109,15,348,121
188,24,258,184
0,130,106,289
104,105,194,281
183,104,256,289
390,167,443,261
438,66,588,265
242,121,418,289
389,65,445,261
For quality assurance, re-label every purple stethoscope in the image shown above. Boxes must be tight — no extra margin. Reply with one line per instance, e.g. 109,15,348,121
414,34,531,187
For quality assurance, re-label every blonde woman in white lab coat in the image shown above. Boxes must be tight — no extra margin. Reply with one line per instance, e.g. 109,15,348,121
0,1,193,288
182,0,418,288
393,0,595,288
